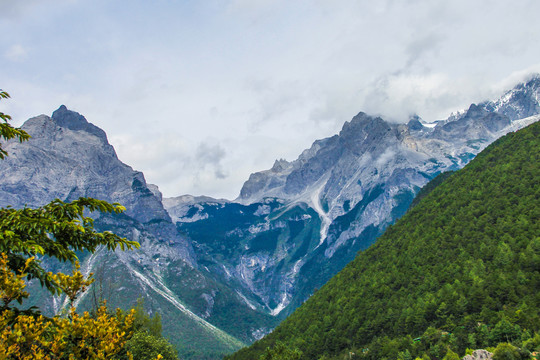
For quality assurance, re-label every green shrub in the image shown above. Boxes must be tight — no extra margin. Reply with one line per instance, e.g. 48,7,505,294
126,331,179,360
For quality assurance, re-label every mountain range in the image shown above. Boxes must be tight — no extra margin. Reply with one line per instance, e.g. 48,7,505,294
165,76,540,320
228,117,540,360
0,75,539,359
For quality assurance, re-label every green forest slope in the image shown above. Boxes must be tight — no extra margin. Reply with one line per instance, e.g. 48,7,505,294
228,120,540,360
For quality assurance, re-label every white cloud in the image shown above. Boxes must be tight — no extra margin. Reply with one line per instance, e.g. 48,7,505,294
4,44,28,62
0,0,76,19
0,0,41,18
195,142,228,180
360,72,461,121
493,65,540,92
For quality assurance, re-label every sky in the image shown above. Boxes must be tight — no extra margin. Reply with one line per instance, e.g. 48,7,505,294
2,0,540,200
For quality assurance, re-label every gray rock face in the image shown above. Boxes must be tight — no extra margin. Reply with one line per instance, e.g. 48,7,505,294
480,74,540,120
52,105,110,142
407,115,424,131
239,159,294,199
0,107,270,358
1,111,170,226
239,77,540,219
163,194,229,223
175,75,540,319
431,104,511,141
462,349,493,360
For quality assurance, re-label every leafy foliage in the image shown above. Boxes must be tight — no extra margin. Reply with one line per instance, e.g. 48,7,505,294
0,90,30,159
492,343,526,360
132,298,163,338
121,298,179,360
409,170,454,209
0,253,136,359
228,121,540,359
125,331,178,360
0,198,138,299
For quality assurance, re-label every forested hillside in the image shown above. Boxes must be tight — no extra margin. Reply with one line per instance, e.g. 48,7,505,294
228,120,540,360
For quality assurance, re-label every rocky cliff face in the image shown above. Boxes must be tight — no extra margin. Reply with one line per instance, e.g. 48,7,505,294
0,107,274,359
1,106,171,224
481,76,540,120
168,75,540,319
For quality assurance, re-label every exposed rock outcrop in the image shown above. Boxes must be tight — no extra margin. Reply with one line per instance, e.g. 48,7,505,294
463,349,493,360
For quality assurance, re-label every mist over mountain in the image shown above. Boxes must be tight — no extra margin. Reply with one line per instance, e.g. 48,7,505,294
0,75,538,359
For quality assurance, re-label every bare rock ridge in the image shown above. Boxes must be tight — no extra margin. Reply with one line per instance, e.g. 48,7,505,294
480,75,540,120
0,107,260,359
167,74,540,321
52,104,110,143
3,107,170,226
463,350,493,360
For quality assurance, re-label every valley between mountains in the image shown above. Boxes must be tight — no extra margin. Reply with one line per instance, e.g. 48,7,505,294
0,76,539,359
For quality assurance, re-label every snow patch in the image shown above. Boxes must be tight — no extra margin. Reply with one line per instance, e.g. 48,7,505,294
179,212,209,223
503,114,539,133
270,292,289,316
422,122,438,128
310,182,331,245
292,259,303,274
222,264,232,279
248,222,270,234
236,291,257,310
254,204,271,216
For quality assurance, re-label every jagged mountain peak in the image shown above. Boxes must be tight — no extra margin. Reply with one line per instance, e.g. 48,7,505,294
516,72,540,89
406,115,424,131
236,75,540,216
51,105,109,143
1,107,174,226
480,73,540,120
464,103,489,119
271,159,292,173
339,112,391,137
19,110,118,161
501,73,540,96
0,107,259,357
